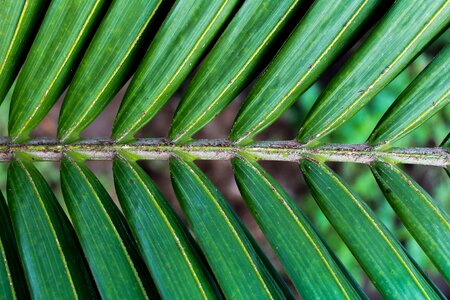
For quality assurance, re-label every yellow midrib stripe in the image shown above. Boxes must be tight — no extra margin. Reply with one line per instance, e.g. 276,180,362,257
177,158,274,299
61,0,163,141
14,0,103,139
0,1,28,77
172,0,300,142
318,163,431,298
241,158,352,299
308,1,449,142
388,163,450,230
384,89,450,145
67,156,148,299
235,0,369,144
116,0,232,142
122,157,209,299
18,160,79,299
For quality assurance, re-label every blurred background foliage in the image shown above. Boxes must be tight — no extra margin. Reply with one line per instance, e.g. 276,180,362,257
0,21,448,298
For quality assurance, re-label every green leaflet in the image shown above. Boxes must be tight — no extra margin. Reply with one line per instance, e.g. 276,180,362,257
7,158,97,299
113,155,221,299
170,157,286,299
112,0,241,143
60,156,157,299
168,0,302,143
8,0,109,142
0,190,29,300
232,157,364,299
297,0,450,144
57,0,164,143
371,162,450,283
0,0,49,105
230,0,382,145
369,45,450,147
300,160,441,299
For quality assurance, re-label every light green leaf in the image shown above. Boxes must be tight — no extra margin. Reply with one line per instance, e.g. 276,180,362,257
57,0,164,142
230,0,383,145
168,0,302,143
112,0,241,143
0,0,49,104
232,157,365,299
371,162,450,283
7,158,97,299
0,190,29,299
170,157,287,299
300,159,441,299
8,0,109,142
297,0,450,144
369,45,450,147
113,155,221,299
60,155,157,299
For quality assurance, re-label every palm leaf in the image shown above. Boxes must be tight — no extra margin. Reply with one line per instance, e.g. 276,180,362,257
297,0,449,144
0,1,448,298
7,158,97,298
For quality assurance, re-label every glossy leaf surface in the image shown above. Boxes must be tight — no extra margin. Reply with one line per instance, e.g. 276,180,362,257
297,0,450,144
170,157,285,299
169,0,302,143
61,156,156,299
230,0,382,144
7,159,96,299
113,155,221,299
0,0,49,104
300,160,440,299
371,162,450,283
232,157,363,299
112,0,241,143
58,0,164,142
369,45,450,147
8,0,108,142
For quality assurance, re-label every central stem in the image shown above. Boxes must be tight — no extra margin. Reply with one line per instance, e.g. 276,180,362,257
0,138,448,167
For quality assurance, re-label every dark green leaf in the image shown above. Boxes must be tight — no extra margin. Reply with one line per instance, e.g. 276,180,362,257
369,45,450,147
297,0,450,144
170,157,286,299
232,157,365,299
0,190,29,299
168,0,302,143
113,154,221,299
0,0,49,104
230,0,383,145
57,0,164,142
8,0,109,142
371,162,450,283
300,159,440,299
7,158,97,299
112,0,241,143
60,155,157,299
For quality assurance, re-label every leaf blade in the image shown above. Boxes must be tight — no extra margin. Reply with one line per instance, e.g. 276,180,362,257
232,157,364,299
0,0,49,104
7,158,97,299
8,0,109,142
112,0,241,143
61,155,157,299
371,162,450,283
297,0,450,144
300,159,441,299
169,0,302,143
369,45,450,147
113,155,221,299
0,190,29,299
230,0,383,144
170,157,287,299
57,0,164,142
